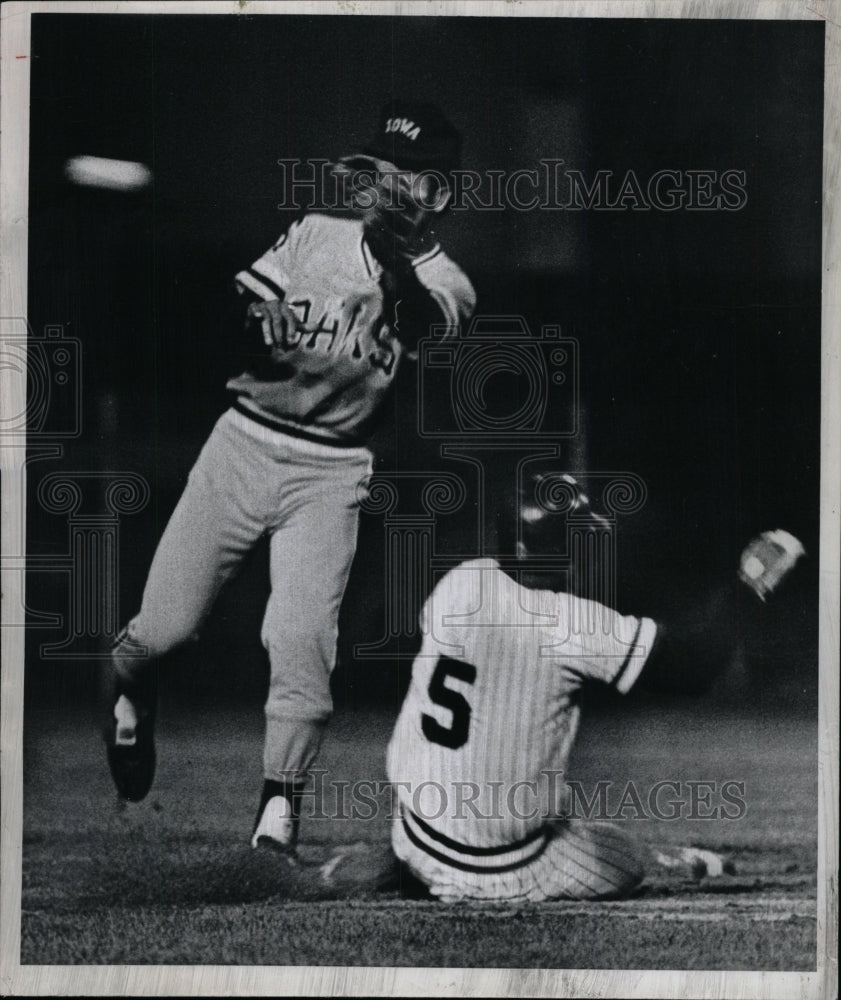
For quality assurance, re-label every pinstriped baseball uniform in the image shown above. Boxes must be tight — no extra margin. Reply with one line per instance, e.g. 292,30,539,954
113,210,475,784
387,558,657,901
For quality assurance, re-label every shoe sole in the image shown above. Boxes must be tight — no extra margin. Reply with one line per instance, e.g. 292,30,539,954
252,836,298,862
105,730,156,802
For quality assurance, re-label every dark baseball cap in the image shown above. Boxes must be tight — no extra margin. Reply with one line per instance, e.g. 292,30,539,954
362,100,462,174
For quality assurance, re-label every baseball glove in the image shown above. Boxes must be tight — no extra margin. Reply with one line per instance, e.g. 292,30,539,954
738,529,805,601
330,154,436,270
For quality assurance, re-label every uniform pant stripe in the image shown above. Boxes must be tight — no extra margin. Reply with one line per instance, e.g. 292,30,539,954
401,814,548,874
408,807,546,857
232,400,366,449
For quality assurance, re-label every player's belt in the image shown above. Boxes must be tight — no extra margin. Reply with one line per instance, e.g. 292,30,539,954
232,399,366,449
401,806,548,874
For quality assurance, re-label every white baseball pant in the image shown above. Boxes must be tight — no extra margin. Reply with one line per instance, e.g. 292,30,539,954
392,807,645,902
111,406,372,780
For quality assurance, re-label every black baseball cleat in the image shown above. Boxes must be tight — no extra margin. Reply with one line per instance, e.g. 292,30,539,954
103,664,158,803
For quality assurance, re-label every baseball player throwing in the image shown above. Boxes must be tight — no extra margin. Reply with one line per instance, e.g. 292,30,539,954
105,101,476,854
385,471,804,901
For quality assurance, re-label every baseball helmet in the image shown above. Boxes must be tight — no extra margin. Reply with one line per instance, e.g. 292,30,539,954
489,468,616,600
517,470,611,558
493,468,612,563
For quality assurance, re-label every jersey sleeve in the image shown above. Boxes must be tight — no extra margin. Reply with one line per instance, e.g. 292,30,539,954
413,250,477,329
234,215,310,301
557,592,658,694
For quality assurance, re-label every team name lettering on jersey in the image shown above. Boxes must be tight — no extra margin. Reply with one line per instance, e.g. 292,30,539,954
282,294,397,376
231,213,475,440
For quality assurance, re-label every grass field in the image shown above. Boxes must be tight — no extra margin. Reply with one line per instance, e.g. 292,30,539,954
21,697,816,969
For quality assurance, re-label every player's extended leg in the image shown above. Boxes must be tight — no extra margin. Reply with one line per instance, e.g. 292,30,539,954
106,411,271,801
252,443,371,851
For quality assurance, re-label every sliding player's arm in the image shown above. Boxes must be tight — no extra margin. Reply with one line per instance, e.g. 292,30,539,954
624,530,805,694
564,531,805,697
636,581,738,695
640,530,805,693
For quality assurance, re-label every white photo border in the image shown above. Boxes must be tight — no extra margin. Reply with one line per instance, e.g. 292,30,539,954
1,1,837,997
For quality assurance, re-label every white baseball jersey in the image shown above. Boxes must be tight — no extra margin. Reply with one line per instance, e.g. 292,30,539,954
387,558,657,861
228,212,475,444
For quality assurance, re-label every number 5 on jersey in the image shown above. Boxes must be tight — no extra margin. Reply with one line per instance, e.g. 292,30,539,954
421,656,477,749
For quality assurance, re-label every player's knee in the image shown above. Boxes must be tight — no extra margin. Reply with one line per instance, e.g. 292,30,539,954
262,610,339,690
261,600,338,655
114,616,198,661
563,823,647,900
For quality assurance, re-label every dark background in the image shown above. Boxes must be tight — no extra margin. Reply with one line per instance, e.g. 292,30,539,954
25,14,823,712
